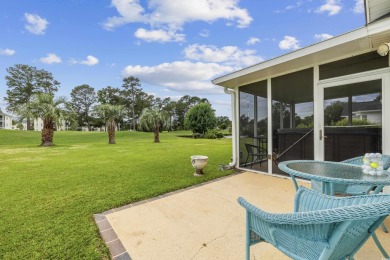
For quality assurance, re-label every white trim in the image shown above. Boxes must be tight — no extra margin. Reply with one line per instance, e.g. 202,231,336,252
267,78,272,174
365,0,369,24
234,87,240,168
318,67,390,87
224,87,237,167
231,49,376,90
313,65,323,160
382,72,390,155
367,16,390,34
213,27,369,85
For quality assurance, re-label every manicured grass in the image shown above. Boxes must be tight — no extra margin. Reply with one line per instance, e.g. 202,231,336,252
0,130,233,259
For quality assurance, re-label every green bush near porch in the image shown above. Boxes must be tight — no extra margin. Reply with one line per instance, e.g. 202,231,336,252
0,130,233,259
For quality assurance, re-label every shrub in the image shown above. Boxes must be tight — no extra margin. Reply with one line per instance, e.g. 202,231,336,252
333,118,376,126
205,129,224,139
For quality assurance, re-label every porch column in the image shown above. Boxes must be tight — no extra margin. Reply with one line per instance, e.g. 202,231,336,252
267,78,273,174
313,65,323,160
348,95,353,125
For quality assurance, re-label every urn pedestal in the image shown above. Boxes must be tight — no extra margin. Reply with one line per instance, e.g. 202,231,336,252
191,155,208,176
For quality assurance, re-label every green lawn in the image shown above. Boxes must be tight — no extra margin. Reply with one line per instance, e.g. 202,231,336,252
0,130,233,259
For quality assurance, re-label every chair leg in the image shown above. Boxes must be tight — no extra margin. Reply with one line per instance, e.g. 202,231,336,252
372,232,389,258
380,222,388,233
245,154,250,167
245,212,250,260
372,186,388,233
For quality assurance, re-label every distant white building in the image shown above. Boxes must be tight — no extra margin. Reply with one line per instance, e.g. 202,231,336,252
0,109,13,130
33,118,66,131
341,100,382,124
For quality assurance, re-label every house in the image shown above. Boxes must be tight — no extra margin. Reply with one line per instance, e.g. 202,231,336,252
212,0,390,175
33,118,66,131
341,100,382,124
0,108,13,130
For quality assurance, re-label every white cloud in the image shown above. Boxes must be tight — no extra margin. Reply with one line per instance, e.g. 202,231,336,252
81,55,99,66
70,55,99,66
103,0,148,30
24,13,49,35
246,37,260,45
353,0,364,14
104,0,252,32
314,33,333,41
40,53,62,64
184,44,262,68
134,28,185,42
122,61,234,93
0,48,16,56
279,36,300,50
199,29,210,37
315,0,342,16
286,1,303,10
274,1,303,13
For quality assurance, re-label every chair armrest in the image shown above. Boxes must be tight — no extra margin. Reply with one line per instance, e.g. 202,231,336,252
342,155,390,170
238,196,390,225
383,155,390,170
295,186,390,212
341,156,363,165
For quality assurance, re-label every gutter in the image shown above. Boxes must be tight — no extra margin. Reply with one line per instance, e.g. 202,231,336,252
224,87,237,168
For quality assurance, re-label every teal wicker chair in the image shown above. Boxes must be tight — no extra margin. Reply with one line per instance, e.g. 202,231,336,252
311,155,390,195
238,186,390,260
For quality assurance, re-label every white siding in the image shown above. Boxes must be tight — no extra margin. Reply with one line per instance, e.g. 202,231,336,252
0,112,13,130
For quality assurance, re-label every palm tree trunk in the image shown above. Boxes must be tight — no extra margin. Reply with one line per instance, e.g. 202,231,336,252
27,117,32,130
154,126,160,143
108,121,116,144
41,118,54,146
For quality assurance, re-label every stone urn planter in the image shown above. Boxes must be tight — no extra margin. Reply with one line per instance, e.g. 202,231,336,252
191,155,208,176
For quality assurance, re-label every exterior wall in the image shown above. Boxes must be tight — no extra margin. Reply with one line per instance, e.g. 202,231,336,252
342,110,382,124
33,118,66,131
354,111,382,124
235,58,389,173
34,118,44,131
0,113,13,129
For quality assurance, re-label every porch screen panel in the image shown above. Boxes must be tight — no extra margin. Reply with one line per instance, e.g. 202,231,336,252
238,80,268,171
272,68,314,174
239,91,255,166
324,80,382,162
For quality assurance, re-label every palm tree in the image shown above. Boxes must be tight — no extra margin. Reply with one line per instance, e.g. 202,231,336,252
139,108,167,143
96,104,124,144
29,93,67,146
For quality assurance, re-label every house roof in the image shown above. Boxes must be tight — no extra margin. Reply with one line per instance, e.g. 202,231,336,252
0,108,12,118
366,0,390,24
212,2,390,89
341,100,382,116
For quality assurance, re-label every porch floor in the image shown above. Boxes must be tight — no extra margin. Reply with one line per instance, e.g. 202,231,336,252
99,172,390,259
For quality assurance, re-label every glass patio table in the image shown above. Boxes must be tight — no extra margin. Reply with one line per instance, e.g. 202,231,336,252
278,160,390,196
278,160,390,258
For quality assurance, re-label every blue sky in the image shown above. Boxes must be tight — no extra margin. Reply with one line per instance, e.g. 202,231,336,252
0,0,365,118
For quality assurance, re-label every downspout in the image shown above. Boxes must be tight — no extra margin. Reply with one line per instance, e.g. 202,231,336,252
224,87,237,167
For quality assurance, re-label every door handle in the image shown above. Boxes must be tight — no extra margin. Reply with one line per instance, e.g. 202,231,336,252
320,130,327,141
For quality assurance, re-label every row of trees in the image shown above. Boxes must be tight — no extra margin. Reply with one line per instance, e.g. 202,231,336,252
69,78,213,132
4,64,231,145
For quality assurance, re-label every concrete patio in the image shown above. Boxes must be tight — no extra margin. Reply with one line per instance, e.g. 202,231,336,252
95,172,390,259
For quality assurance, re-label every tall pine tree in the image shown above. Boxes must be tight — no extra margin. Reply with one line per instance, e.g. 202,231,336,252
5,64,60,130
